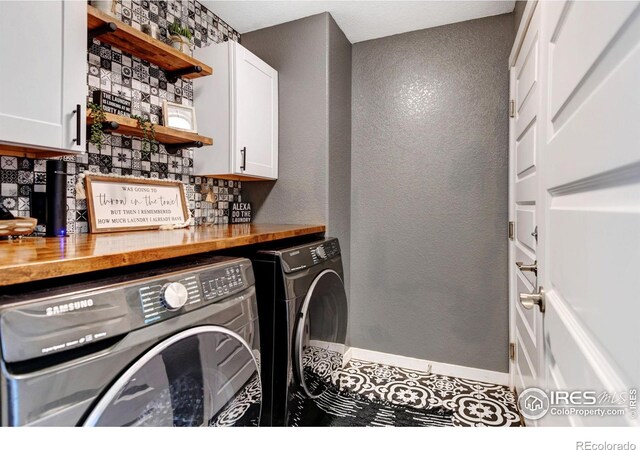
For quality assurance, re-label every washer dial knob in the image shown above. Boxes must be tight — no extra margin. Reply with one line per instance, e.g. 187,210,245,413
316,246,327,259
161,282,189,310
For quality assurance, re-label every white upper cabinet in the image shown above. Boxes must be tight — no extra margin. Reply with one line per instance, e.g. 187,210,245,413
0,1,86,154
193,41,278,180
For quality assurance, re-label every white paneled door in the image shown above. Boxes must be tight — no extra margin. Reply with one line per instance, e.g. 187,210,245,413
509,4,543,409
510,1,640,426
540,0,640,426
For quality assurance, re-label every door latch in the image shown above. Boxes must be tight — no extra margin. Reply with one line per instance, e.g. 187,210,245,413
531,225,538,244
519,286,545,313
516,260,538,276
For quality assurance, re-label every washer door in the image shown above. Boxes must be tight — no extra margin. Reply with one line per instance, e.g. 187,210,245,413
294,269,348,398
84,326,261,427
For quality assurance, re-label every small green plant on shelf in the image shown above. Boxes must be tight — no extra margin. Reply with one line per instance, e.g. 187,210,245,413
168,20,193,55
168,20,193,40
131,114,157,154
87,102,107,150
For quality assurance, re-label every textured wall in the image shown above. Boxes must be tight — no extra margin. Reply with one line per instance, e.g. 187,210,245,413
351,14,514,372
328,17,352,296
242,13,352,293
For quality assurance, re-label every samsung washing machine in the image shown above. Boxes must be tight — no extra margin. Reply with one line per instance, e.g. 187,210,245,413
252,237,348,426
0,255,262,427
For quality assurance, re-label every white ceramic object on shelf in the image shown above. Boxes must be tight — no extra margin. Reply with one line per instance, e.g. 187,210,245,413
170,34,193,56
91,0,115,16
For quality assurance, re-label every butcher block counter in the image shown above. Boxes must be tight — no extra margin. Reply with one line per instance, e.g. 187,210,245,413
0,224,325,287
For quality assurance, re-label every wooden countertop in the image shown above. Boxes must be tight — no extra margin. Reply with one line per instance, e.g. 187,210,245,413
0,224,325,287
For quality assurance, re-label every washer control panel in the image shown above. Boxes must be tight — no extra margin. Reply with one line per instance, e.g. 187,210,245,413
0,257,253,363
138,275,202,324
199,265,244,302
137,264,246,323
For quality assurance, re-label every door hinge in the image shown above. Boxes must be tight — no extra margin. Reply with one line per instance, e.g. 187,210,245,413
508,221,515,241
509,342,516,361
509,99,516,118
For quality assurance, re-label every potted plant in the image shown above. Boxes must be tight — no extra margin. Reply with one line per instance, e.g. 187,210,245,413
88,102,107,150
131,114,157,153
168,21,193,56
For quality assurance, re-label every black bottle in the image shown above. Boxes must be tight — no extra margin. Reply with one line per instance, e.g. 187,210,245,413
46,160,67,237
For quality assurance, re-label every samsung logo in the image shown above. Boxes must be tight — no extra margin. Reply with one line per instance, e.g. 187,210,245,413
46,299,94,316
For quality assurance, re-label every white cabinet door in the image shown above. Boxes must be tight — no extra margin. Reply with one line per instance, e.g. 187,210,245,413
193,41,278,180
233,44,278,179
0,1,86,153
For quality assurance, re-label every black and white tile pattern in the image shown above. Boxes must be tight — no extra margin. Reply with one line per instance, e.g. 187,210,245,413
337,359,522,427
209,374,262,427
0,0,244,233
289,377,454,427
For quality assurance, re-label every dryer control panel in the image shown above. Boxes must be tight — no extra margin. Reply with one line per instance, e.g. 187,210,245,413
277,238,341,273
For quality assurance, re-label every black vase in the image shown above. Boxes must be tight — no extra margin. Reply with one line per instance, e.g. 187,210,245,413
45,160,67,237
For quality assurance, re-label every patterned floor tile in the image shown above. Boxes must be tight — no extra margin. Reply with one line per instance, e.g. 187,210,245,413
337,359,522,427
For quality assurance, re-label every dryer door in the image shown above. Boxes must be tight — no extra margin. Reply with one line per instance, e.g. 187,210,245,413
84,326,261,427
293,269,348,398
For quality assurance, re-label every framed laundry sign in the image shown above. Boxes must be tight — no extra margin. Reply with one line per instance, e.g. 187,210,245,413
85,175,190,233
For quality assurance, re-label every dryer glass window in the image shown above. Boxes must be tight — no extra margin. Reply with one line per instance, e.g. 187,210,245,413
294,270,348,398
84,326,261,427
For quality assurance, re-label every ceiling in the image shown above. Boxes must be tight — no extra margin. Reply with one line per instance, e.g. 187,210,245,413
203,1,516,43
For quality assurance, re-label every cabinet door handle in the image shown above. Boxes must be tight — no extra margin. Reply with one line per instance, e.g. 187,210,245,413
240,147,246,171
73,104,81,146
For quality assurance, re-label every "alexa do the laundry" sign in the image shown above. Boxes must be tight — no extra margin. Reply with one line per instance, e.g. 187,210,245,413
229,202,251,224
85,175,189,233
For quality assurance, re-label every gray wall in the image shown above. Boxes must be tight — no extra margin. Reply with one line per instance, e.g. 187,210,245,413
242,13,352,292
242,14,330,226
513,1,528,34
328,18,352,295
350,14,514,372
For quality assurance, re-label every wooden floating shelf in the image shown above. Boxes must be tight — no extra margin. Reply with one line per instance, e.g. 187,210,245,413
87,111,213,146
87,5,213,80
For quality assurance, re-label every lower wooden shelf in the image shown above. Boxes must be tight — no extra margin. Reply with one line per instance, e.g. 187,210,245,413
87,111,213,146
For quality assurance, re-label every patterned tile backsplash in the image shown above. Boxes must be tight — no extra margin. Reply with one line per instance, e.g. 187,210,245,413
0,0,244,234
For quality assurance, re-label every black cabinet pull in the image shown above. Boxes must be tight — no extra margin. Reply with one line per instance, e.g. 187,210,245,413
240,147,246,171
73,104,81,146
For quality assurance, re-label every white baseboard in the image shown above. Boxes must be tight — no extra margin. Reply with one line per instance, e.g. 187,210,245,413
347,347,510,386
343,346,353,368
